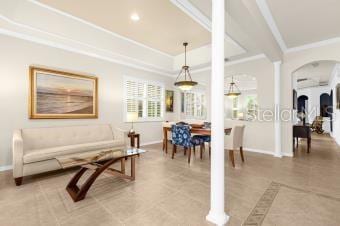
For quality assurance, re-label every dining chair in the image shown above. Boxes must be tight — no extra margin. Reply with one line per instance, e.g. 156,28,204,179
192,122,211,159
225,125,245,167
171,124,205,163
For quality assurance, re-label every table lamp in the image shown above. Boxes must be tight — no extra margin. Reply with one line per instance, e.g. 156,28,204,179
127,112,138,134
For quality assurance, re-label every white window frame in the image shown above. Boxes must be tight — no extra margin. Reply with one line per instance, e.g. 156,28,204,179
184,91,207,119
123,76,165,122
245,94,258,120
232,97,239,119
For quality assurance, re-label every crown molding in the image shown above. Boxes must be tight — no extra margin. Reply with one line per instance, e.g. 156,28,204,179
170,0,246,52
0,28,174,77
256,0,287,52
189,54,267,74
0,9,175,76
28,0,174,59
285,37,340,54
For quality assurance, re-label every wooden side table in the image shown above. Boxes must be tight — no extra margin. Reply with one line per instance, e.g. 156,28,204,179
128,133,140,148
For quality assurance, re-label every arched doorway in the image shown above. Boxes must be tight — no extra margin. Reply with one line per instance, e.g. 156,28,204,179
291,60,339,156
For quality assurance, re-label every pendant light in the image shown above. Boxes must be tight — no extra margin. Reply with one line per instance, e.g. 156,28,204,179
174,42,197,91
225,76,241,98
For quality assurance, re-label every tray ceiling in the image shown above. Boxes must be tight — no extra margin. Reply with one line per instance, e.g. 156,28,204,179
38,0,211,55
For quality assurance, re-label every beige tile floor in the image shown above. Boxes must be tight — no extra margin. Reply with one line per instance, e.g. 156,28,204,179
0,133,340,226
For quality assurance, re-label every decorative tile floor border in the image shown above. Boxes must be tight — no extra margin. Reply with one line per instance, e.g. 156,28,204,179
243,182,281,226
243,181,340,226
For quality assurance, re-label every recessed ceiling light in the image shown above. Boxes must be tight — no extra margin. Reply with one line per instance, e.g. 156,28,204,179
130,13,140,21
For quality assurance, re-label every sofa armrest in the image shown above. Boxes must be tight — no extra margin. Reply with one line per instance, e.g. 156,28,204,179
12,130,24,178
112,127,129,147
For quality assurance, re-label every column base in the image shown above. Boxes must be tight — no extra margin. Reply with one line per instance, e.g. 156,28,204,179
273,153,282,158
206,211,229,226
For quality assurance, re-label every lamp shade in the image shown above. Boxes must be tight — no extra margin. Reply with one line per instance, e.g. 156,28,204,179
174,43,198,91
126,112,138,122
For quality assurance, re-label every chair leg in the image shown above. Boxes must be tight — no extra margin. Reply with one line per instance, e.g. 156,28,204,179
200,144,204,160
14,177,23,186
172,144,176,159
184,147,187,156
229,150,235,167
188,147,191,164
162,140,165,151
240,146,245,162
209,142,211,159
193,145,196,155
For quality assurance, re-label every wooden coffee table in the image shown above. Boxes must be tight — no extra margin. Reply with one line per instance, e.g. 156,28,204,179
56,148,145,202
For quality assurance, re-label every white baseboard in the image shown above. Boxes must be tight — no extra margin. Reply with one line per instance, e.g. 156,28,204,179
281,152,293,157
243,148,273,155
244,148,293,157
0,165,13,172
140,140,162,147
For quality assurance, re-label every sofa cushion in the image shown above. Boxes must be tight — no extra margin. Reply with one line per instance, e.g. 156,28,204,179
23,140,125,164
22,125,115,151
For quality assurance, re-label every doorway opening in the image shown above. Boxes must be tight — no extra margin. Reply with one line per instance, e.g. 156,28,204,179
292,60,340,158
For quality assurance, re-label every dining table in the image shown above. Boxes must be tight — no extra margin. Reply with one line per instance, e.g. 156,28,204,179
162,124,232,153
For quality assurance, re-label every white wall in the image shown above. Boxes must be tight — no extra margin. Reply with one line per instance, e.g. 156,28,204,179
192,57,276,154
297,86,331,132
330,64,340,145
0,35,179,167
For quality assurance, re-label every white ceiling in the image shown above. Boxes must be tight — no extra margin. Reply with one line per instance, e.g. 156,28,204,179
38,0,211,55
266,0,340,48
293,61,337,89
1,0,340,76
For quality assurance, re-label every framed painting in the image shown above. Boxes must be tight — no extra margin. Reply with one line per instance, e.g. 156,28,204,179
293,89,297,110
29,66,98,119
165,90,174,112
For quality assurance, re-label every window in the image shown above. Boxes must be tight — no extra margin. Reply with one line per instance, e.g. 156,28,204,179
232,97,239,119
184,91,206,119
245,95,258,120
124,77,164,121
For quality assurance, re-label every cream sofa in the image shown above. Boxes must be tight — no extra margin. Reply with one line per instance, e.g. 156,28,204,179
12,124,128,185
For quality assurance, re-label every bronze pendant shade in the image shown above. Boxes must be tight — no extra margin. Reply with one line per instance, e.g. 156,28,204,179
174,43,198,91
225,76,241,98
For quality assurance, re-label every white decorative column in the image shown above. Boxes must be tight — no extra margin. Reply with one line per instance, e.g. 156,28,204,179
206,0,229,225
274,61,282,158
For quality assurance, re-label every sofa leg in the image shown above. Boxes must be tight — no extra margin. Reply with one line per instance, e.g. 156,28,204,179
14,177,23,186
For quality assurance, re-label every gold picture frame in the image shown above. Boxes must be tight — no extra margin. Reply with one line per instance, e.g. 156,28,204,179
165,90,174,112
29,66,98,119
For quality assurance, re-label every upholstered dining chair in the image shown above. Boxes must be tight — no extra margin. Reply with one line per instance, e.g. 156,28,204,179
225,125,245,167
192,122,211,159
171,124,205,164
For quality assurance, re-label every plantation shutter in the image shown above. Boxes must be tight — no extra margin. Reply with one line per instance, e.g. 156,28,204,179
125,77,164,120
147,84,162,118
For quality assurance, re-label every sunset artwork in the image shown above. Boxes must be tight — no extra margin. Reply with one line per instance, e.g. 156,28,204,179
29,67,98,119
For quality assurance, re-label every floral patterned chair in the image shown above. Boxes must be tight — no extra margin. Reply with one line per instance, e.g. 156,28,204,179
171,124,205,163
193,122,211,159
